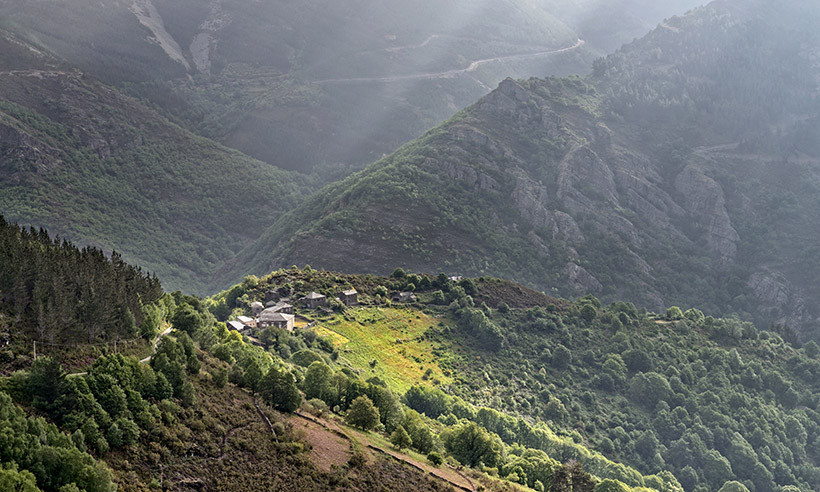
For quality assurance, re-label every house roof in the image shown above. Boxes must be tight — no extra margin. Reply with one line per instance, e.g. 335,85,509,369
250,301,264,309
302,291,326,300
227,321,246,331
271,301,292,310
342,289,357,296
237,316,254,324
259,310,294,323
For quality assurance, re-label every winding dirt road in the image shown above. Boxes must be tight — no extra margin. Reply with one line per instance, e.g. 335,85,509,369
316,38,585,84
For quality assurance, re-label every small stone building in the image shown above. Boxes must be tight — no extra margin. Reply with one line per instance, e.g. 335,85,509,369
340,288,358,306
269,301,293,314
300,291,327,309
258,309,295,331
227,320,247,332
250,301,265,315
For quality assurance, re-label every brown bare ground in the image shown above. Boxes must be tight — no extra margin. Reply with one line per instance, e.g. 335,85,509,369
298,411,474,491
287,413,352,472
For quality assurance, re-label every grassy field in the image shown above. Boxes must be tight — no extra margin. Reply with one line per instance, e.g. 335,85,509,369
312,307,454,393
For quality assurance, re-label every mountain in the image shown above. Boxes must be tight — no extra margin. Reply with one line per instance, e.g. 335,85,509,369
0,30,310,294
0,0,702,176
219,0,820,341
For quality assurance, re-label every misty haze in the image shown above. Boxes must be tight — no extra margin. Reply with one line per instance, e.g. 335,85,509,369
0,1,818,492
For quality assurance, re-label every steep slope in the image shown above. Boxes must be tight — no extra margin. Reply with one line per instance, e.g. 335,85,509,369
207,268,820,492
220,0,820,340
0,31,309,294
0,0,700,175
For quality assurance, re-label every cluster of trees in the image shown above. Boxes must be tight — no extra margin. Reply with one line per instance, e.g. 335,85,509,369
0,391,115,492
8,337,198,457
403,385,677,492
0,216,163,344
436,291,820,492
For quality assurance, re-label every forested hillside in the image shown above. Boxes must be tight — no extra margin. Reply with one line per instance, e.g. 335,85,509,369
0,216,162,342
0,30,310,293
223,0,820,341
205,268,820,492
2,220,816,491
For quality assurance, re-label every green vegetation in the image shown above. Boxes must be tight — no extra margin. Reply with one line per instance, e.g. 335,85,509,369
0,216,164,372
221,0,820,342
205,268,820,492
0,35,311,294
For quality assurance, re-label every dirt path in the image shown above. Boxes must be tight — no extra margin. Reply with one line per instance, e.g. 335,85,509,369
139,325,173,363
316,38,585,84
0,70,75,78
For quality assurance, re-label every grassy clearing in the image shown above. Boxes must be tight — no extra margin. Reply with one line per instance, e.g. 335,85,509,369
313,306,454,393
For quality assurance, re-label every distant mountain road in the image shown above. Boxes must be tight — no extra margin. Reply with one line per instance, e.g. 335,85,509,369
315,38,585,84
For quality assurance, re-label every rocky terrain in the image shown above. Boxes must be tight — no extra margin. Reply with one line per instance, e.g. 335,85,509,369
222,1,820,341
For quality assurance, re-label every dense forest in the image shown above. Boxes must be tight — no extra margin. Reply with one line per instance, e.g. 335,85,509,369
0,215,163,345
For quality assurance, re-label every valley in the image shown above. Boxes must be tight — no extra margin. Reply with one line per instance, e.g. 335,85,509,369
1,1,820,491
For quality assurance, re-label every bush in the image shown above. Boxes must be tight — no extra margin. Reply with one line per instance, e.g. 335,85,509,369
427,452,443,466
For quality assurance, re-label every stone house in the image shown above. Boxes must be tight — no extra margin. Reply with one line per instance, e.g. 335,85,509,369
340,288,358,306
258,309,295,331
227,320,247,332
300,291,327,309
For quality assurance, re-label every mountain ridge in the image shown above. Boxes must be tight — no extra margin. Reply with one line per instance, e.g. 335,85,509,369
216,0,820,341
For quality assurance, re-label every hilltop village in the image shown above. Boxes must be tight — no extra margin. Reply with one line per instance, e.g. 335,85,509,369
224,285,421,338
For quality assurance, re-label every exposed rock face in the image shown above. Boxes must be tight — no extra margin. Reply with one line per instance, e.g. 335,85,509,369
747,271,816,332
674,164,739,263
130,0,191,72
565,262,603,293
438,158,500,192
0,121,62,179
510,168,554,230
190,0,232,77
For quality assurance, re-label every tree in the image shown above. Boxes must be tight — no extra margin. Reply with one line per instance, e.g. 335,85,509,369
595,479,630,492
390,425,412,450
628,372,671,409
580,304,597,323
0,464,40,492
717,481,750,492
623,349,652,373
544,396,568,423
552,345,572,370
244,359,263,393
346,395,380,430
804,340,819,358
259,367,302,412
171,303,203,335
303,361,335,403
444,422,502,468
25,356,68,414
666,306,684,320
